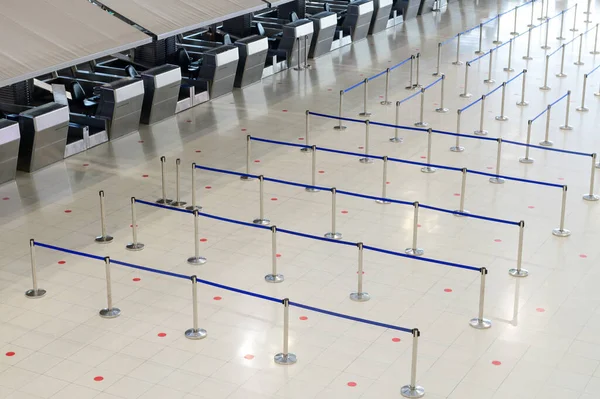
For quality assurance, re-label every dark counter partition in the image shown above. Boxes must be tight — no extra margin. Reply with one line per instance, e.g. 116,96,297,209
140,64,182,125
0,119,20,184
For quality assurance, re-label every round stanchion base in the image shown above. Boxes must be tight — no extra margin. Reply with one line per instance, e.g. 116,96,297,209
389,137,404,143
253,218,271,226
591,51,600,55
577,107,589,112
305,187,320,193
400,385,425,398
25,288,46,299
265,273,284,283
556,73,567,78
359,157,374,164
185,328,207,340
503,67,515,72
95,235,114,244
557,36,566,40
435,107,449,113
489,177,505,184
156,198,172,205
358,112,372,117
375,199,391,204
240,175,254,181
405,248,424,256
185,205,203,211
450,146,465,152
595,92,600,97
511,31,519,36
126,242,144,251
509,267,529,277
421,166,436,173
99,307,121,319
559,125,573,131
493,40,503,45
474,129,488,136
469,317,492,329
412,84,422,90
451,61,464,66
380,101,392,105
187,256,207,265
552,228,571,237
583,194,600,201
483,79,496,84
350,292,371,302
459,93,472,98
324,232,343,240
539,140,553,147
539,85,551,91
333,125,347,130
585,19,593,24
516,101,529,106
453,210,470,217
171,201,187,207
300,147,313,153
274,353,297,365
574,61,585,66
519,157,535,164
414,122,428,128
432,72,440,76
495,116,509,121
522,56,534,60
541,45,551,50
474,50,484,55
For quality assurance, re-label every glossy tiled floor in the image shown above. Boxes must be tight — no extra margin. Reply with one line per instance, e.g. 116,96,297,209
2,1,600,398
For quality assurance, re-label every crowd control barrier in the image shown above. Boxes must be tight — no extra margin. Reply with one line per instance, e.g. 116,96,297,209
577,63,600,114
391,76,446,133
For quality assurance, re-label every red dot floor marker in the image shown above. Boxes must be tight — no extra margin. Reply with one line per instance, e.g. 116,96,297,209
276,253,281,258
254,160,260,163
341,210,348,214
213,296,222,301
2,197,9,200
558,177,564,181
347,382,357,387
200,238,207,242
298,137,304,141
536,308,545,312
420,156,426,159
358,146,364,149
244,354,254,360
282,110,288,112
271,197,278,201
318,170,325,174
5,352,15,357
64,210,72,213
195,150,201,153
528,206,535,209
83,163,89,167
241,128,247,132
444,288,453,293
132,278,141,282
328,88,333,91
157,333,167,337
94,376,104,382
491,361,502,366
142,174,149,178
580,254,588,258
386,181,390,184
392,338,401,343
453,193,461,197
417,224,421,228
299,316,308,321
494,239,502,242
486,166,494,170
58,261,66,265
186,120,192,123
138,140,144,143
130,224,138,228
205,186,211,189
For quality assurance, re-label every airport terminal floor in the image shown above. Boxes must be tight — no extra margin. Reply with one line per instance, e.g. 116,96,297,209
3,0,600,398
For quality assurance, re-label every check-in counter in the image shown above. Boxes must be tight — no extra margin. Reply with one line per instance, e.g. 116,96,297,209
140,64,181,125
279,19,314,68
70,113,108,149
95,78,144,140
0,119,20,184
401,0,421,20
16,102,69,173
198,45,239,98
233,35,268,88
308,11,337,58
342,0,374,42
370,0,394,34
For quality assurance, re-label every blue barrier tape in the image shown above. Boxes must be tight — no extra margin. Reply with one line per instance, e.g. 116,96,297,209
424,76,443,91
277,227,356,246
368,69,388,82
34,242,104,261
399,90,421,105
344,80,365,93
468,169,563,188
588,63,600,77
501,139,592,157
264,176,329,191
531,108,547,122
459,96,483,112
308,111,365,124
362,245,481,272
251,136,311,149
468,51,490,65
196,165,258,179
549,92,569,108
336,189,413,206
431,128,497,142
318,146,384,160
195,277,281,303
369,121,427,133
441,33,459,46
111,259,190,280
418,204,519,226
136,199,193,214
506,70,525,85
390,56,412,71
487,83,503,97
387,156,463,172
549,45,563,57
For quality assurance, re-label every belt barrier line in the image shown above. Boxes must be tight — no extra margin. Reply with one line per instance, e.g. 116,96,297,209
459,96,483,113
531,92,570,123
587,63,600,77
362,245,480,272
389,56,413,72
399,90,421,105
343,56,412,93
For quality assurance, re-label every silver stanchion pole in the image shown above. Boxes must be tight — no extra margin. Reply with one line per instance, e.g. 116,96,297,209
544,0,549,19
334,91,347,130
185,275,208,339
156,156,172,204
359,120,373,164
359,78,371,116
188,210,207,265
509,221,529,277
304,35,310,68
517,69,529,106
126,197,144,251
413,53,422,89
504,39,514,72
484,49,496,84
306,146,319,193
489,138,505,184
450,110,465,152
433,43,442,76
390,101,403,143
241,135,254,181
584,0,592,24
469,268,492,329
591,24,600,54
595,81,600,97
274,298,297,365
265,226,284,283
475,23,484,54
523,27,534,60
538,0,545,21
495,83,508,121
25,239,46,298
350,242,370,302
571,3,579,32
325,188,342,239
556,44,567,77
519,120,535,164
493,14,503,45
540,55,551,90
406,55,415,89
301,110,312,152
253,175,270,225
405,202,424,256
95,190,113,243
421,129,436,173
454,168,470,216
474,95,488,136
511,7,519,35
560,91,573,130
541,17,550,49
553,186,571,237
99,257,121,318
528,0,535,27
381,68,392,105
583,153,600,201
400,329,425,398
452,33,463,65
459,63,472,98
171,158,187,207
376,156,391,204
294,38,303,71
539,104,554,146
578,74,590,112
575,34,585,65
414,88,428,127
186,163,202,211
436,74,449,113
557,11,566,40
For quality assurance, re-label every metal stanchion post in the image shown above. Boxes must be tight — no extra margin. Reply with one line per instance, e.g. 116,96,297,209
475,23,484,54
517,69,529,105
591,24,600,54
406,56,415,89
350,242,370,302
306,146,320,193
274,298,297,365
265,226,284,283
294,38,303,71
188,210,207,265
421,129,436,173
376,156,391,204
560,91,573,130
519,120,535,163
578,74,589,111
493,14,503,45
186,163,202,211
185,275,208,339
571,3,579,32
25,239,46,298
495,83,508,121
324,188,342,239
489,139,505,184
433,43,442,76
415,88,427,127
553,186,571,237
540,55,551,90
450,110,465,152
359,78,371,116
509,221,529,277
484,49,496,84
527,0,535,27
241,135,254,180
539,105,553,146
474,95,488,135
452,33,463,65
511,7,519,35
557,11,566,40
595,81,600,97
253,175,270,225
556,44,567,77
400,329,425,398
334,91,347,130
454,168,470,216
469,268,492,329
538,0,545,20
584,0,592,24
304,35,310,68
95,190,113,243
171,158,187,207
583,153,600,201
381,68,392,105
405,202,424,256
413,53,422,89
359,120,373,163
301,110,312,152
436,74,449,113
390,101,403,143
544,0,549,19
156,156,172,204
575,34,585,65
126,197,144,251
523,27,534,60
460,63,472,98
541,19,551,50
99,257,121,318
504,39,514,72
